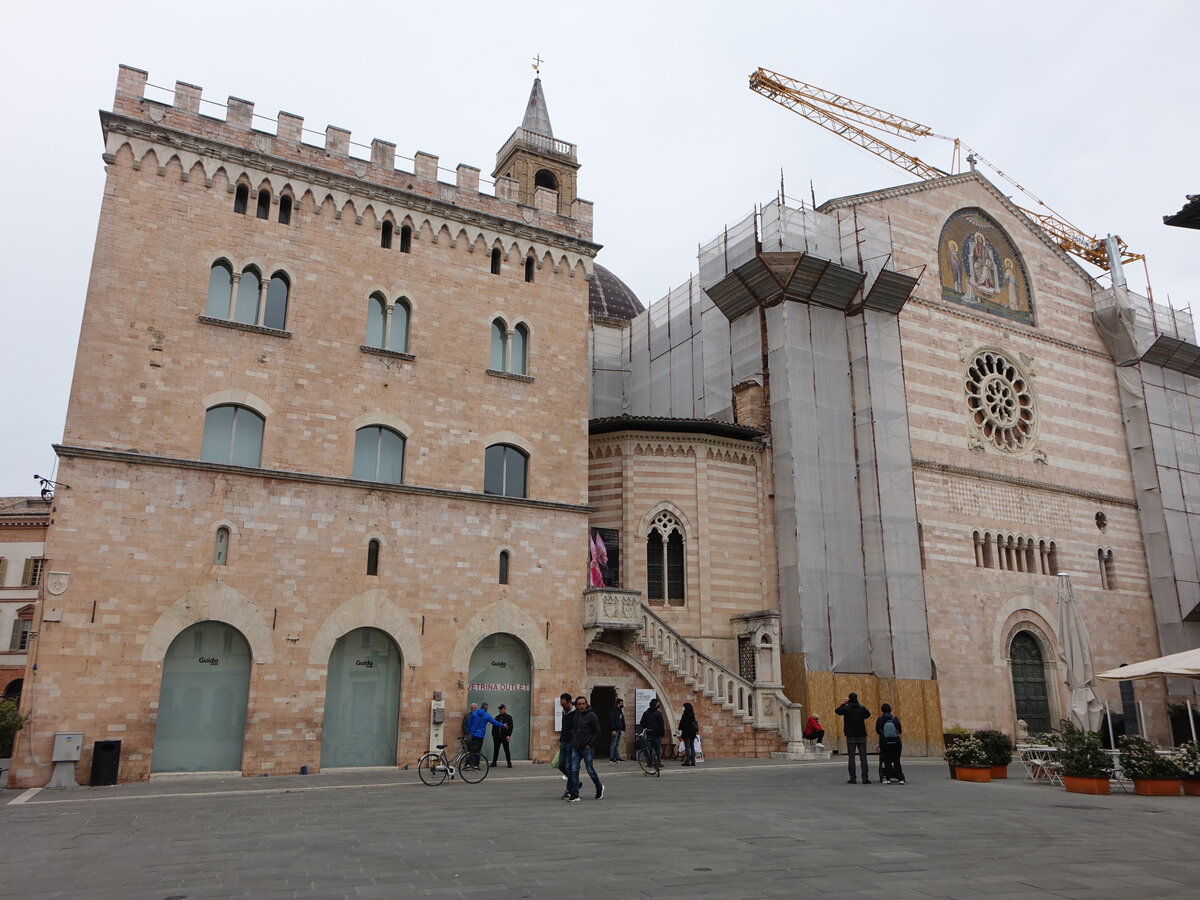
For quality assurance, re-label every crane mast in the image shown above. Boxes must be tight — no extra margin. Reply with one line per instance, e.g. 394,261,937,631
749,67,1143,272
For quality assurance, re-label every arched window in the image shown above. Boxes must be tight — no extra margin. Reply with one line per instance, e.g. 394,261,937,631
278,195,292,225
352,426,405,484
484,444,527,498
234,267,261,325
1047,541,1059,576
510,323,529,375
646,511,685,606
206,261,233,318
1099,548,1116,590
263,272,289,330
381,221,393,249
490,318,508,370
399,224,412,253
365,293,387,348
490,248,501,275
534,168,559,191
256,189,271,220
390,299,411,353
498,550,510,585
200,405,265,466
367,539,381,576
213,526,230,566
233,183,249,215
524,256,535,283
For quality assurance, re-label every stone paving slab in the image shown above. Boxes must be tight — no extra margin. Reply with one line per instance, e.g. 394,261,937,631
3,758,1197,898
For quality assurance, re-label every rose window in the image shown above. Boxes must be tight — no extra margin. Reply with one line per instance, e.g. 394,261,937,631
965,350,1036,453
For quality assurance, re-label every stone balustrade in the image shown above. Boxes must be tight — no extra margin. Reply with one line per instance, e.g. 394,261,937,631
582,588,643,631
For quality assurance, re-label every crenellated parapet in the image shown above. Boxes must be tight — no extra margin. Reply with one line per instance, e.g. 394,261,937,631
105,65,597,259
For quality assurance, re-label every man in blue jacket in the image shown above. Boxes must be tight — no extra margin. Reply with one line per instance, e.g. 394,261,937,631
464,703,506,769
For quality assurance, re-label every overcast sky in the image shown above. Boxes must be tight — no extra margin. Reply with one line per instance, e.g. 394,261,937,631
1,1,1196,497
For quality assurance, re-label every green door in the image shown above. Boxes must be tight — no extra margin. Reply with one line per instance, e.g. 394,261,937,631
152,621,251,773
320,628,401,767
1010,631,1052,734
467,633,532,759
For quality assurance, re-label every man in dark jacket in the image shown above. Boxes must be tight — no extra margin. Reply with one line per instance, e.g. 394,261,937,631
557,692,575,796
566,696,604,801
609,698,626,762
490,704,514,768
639,697,665,773
835,692,872,784
875,703,905,784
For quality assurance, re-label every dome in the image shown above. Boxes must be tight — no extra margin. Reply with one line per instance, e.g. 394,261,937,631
589,263,644,320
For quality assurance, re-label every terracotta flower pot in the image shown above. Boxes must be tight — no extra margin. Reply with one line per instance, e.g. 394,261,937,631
1183,779,1200,797
1063,775,1110,795
1132,778,1182,796
989,764,1008,779
954,765,992,782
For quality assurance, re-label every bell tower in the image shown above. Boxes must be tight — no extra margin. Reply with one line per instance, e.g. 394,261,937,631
493,74,579,215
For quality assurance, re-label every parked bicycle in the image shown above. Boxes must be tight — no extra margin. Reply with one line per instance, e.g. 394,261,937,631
416,737,490,785
635,727,661,777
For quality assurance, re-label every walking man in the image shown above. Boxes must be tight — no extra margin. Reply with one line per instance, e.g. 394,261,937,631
566,695,604,801
836,692,872,784
609,697,626,762
464,702,505,769
876,703,905,784
491,703,514,768
557,692,575,794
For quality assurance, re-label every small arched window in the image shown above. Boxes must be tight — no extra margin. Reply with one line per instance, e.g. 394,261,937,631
367,539,381,576
390,299,411,353
399,225,412,253
264,272,289,330
490,318,508,370
498,550,510,585
234,267,261,325
213,526,230,566
490,248,502,275
510,324,529,375
352,426,406,484
381,221,393,249
200,405,265,467
365,293,387,349
1047,541,1059,576
524,256,535,283
278,195,292,225
206,261,233,318
256,189,271,220
1099,548,1116,590
534,168,559,191
234,183,249,215
483,444,528,498
646,511,685,606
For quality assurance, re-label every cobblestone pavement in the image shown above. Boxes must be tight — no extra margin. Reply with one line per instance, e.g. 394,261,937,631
2,758,1195,899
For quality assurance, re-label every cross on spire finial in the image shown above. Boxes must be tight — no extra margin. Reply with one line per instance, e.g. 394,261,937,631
532,55,543,75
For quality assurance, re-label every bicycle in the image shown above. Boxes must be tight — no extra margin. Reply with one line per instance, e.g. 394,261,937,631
416,737,490,785
634,728,661,777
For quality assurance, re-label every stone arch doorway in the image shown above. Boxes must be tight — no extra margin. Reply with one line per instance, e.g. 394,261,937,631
1010,631,1052,734
320,627,402,768
467,633,532,760
151,621,251,773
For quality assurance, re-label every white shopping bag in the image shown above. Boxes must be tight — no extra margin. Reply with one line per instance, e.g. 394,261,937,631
694,735,704,763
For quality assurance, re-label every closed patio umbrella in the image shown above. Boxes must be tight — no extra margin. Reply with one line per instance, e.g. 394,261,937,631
1057,573,1102,731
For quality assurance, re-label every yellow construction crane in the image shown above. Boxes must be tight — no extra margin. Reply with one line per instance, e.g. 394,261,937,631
749,67,1143,272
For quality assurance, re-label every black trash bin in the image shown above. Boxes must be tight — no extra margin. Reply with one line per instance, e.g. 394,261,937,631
90,740,121,786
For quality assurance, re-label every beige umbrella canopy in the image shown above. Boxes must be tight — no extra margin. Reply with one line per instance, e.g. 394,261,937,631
1057,574,1103,730
1096,647,1200,681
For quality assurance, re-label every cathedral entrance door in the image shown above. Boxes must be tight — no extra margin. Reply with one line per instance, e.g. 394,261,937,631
151,621,251,773
467,634,532,759
1010,631,1052,734
320,627,401,767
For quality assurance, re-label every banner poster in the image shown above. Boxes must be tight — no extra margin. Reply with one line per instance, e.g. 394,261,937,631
634,688,658,727
587,528,620,588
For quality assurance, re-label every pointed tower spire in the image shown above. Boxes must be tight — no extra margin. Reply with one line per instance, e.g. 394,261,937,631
522,77,554,139
494,68,580,215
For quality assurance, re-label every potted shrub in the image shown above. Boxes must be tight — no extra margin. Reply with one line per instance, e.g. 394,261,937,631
1058,723,1112,794
945,734,991,782
1178,740,1200,797
975,729,1014,779
943,725,971,779
0,700,29,776
1118,734,1183,796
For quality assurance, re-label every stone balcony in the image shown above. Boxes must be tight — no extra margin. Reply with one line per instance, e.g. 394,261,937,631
582,588,643,633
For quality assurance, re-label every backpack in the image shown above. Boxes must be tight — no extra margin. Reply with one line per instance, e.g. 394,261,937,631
881,717,899,740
